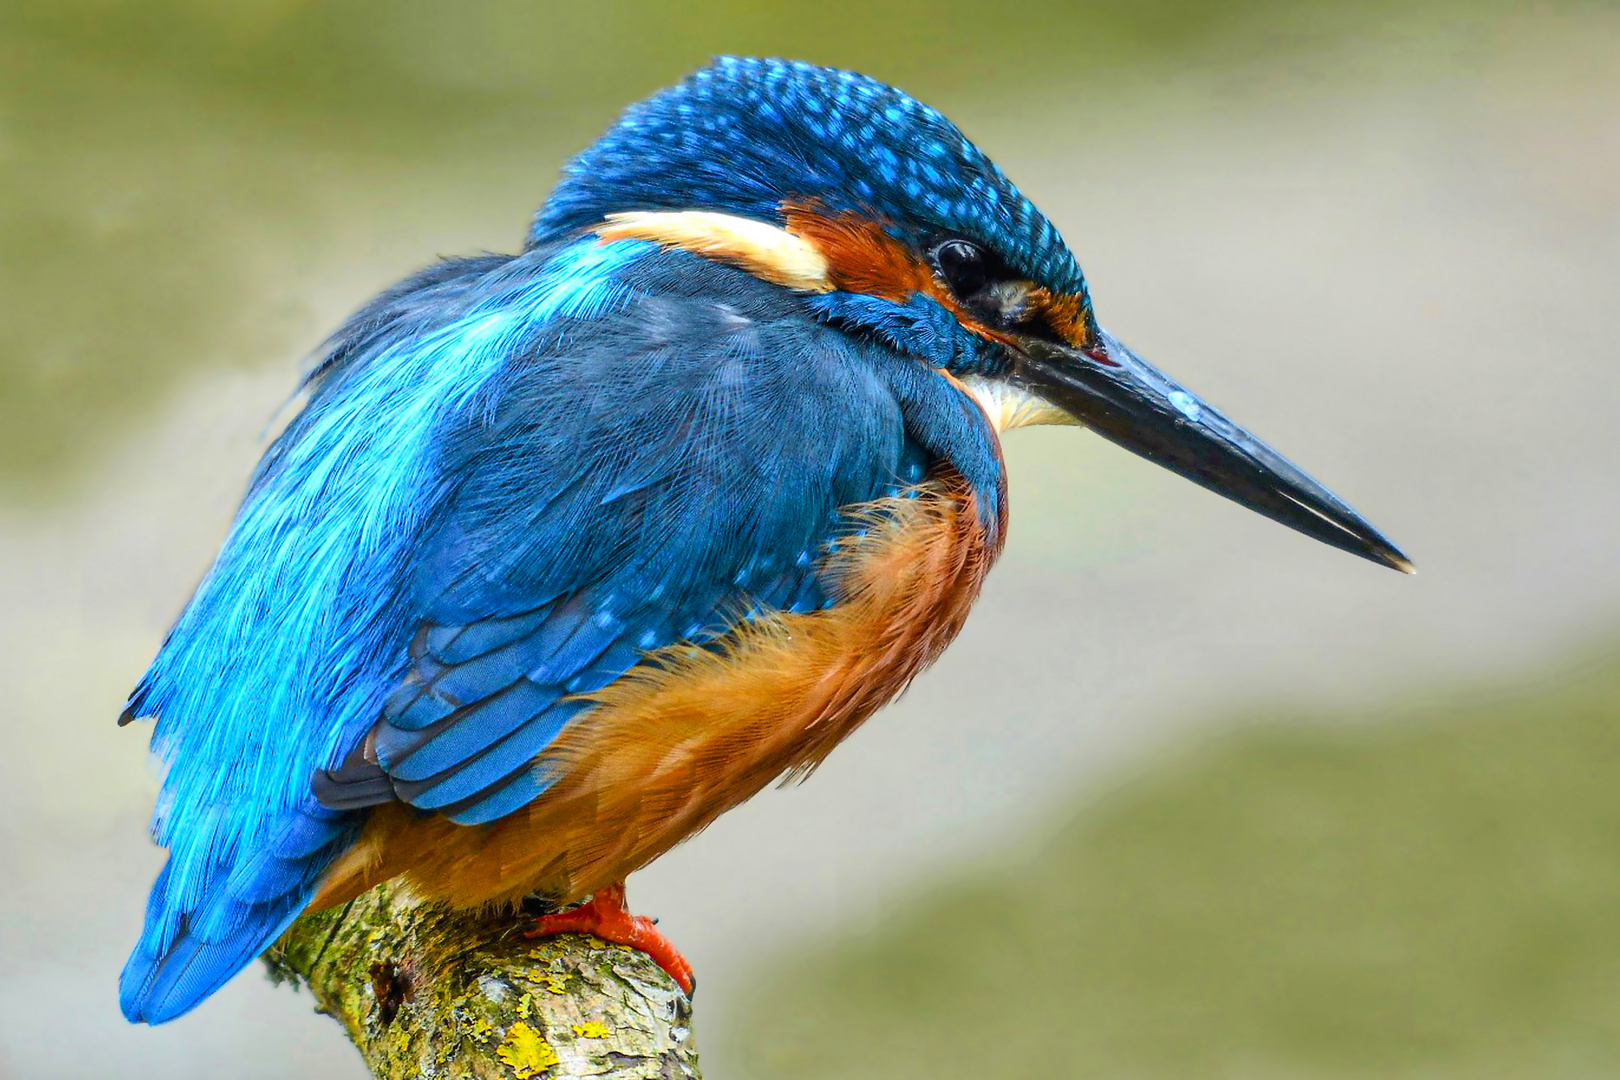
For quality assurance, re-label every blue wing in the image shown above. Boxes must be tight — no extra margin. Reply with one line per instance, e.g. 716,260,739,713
314,248,970,825
120,237,1001,1023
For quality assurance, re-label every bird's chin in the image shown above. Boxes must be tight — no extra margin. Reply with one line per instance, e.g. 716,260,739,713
955,373,1082,435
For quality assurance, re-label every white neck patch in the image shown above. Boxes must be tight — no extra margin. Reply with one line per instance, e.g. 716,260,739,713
596,211,833,293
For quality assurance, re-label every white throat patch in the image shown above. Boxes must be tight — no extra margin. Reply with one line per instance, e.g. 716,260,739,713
958,375,1078,434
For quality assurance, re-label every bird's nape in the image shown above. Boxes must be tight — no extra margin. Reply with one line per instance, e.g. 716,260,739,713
1006,330,1413,573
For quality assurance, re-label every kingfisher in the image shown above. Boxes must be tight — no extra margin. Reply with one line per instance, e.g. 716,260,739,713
118,57,1410,1024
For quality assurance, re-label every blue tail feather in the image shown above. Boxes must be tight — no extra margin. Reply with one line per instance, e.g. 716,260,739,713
120,898,308,1025
121,803,356,1025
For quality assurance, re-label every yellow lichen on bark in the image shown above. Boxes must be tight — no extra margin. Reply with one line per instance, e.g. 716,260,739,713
263,884,701,1079
497,1022,560,1077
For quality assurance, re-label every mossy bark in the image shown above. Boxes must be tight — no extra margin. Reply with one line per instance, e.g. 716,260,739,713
263,885,701,1079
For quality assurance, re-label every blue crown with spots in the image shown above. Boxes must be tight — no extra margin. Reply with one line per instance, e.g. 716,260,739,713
530,57,1089,301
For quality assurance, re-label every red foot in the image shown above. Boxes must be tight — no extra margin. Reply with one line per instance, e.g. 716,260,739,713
525,882,695,994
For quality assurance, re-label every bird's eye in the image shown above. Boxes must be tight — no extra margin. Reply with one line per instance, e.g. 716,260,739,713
932,240,989,300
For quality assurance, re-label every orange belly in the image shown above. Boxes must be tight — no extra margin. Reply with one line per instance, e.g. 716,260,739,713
310,471,1003,913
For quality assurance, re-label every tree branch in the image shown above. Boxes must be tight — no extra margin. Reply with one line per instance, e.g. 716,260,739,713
263,885,702,1079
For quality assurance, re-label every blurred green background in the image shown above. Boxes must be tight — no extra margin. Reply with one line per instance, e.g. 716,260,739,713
3,1,1619,1077
741,648,1620,1079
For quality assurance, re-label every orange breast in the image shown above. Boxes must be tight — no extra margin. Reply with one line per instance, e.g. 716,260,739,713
311,468,1004,913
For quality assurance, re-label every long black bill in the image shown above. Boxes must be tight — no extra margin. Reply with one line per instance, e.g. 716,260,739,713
1011,329,1413,573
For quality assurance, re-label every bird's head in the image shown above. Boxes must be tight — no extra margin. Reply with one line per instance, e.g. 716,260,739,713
530,58,1411,573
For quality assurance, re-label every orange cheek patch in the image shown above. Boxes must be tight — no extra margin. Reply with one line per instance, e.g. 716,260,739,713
782,205,1021,348
781,204,930,301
